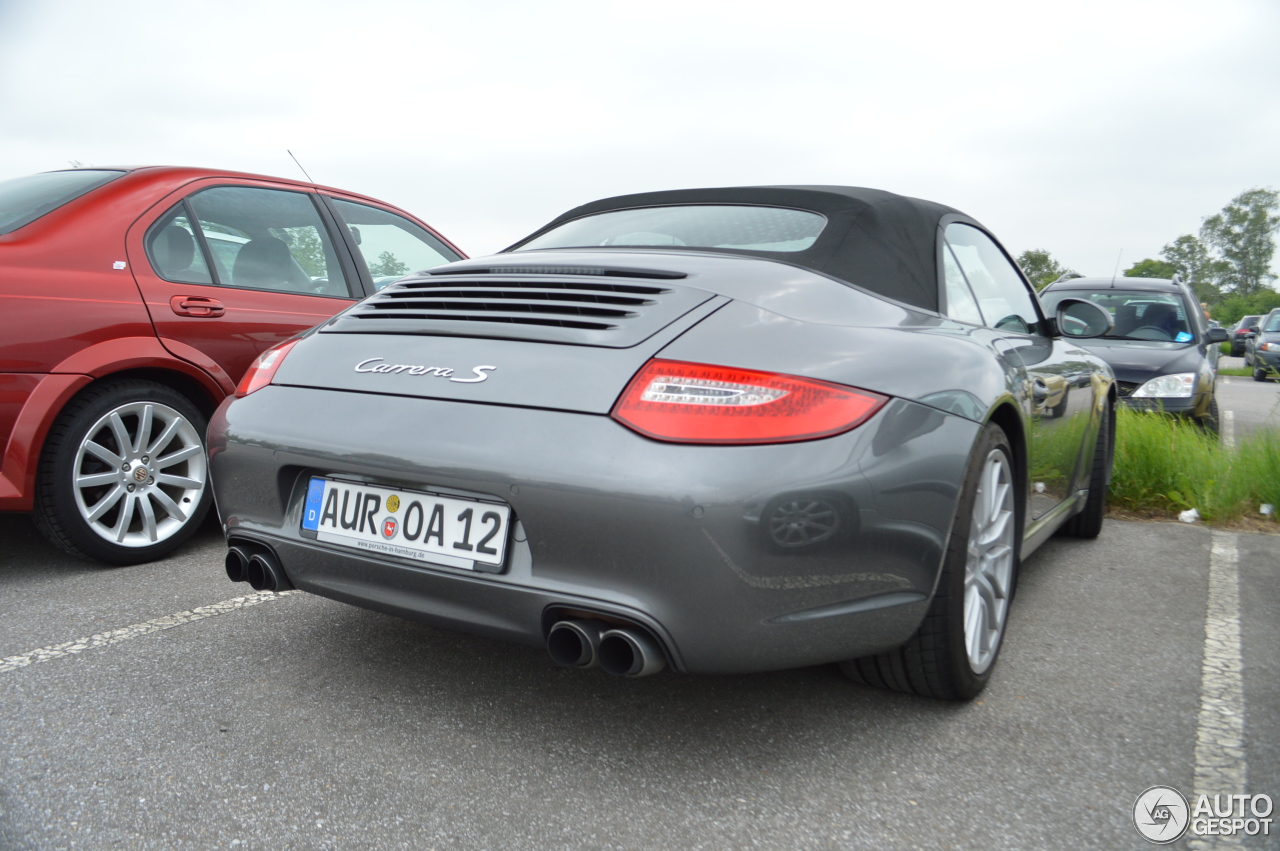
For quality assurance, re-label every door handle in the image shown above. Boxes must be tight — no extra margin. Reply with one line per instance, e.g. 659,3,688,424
170,295,225,317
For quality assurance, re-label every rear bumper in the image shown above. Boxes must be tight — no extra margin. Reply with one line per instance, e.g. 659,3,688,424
209,386,978,674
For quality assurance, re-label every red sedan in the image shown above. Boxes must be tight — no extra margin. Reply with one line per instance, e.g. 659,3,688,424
0,166,465,564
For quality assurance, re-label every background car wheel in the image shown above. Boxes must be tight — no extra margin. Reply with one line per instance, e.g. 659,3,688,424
1254,366,1269,382
34,379,212,566
1062,401,1114,538
839,422,1018,700
1201,396,1221,437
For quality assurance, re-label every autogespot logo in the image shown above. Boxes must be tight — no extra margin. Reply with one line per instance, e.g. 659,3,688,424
1134,786,1190,844
1133,786,1276,843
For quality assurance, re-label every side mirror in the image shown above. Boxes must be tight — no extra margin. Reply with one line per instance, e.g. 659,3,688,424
1205,327,1229,343
1054,298,1114,339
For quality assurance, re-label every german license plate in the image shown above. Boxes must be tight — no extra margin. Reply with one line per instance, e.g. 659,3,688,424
301,477,510,571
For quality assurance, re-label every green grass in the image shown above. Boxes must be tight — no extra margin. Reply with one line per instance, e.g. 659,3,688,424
1219,367,1253,376
1109,407,1278,524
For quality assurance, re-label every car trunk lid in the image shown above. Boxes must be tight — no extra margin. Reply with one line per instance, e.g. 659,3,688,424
271,266,725,414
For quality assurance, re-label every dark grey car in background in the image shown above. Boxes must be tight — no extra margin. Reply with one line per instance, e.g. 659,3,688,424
1039,276,1228,432
209,186,1117,700
1244,309,1280,380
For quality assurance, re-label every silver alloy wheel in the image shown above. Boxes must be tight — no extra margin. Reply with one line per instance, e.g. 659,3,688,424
71,401,207,547
963,448,1015,674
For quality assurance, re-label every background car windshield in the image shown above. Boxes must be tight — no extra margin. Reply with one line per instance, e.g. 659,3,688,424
517,205,826,252
1265,313,1280,333
1042,290,1194,343
0,169,125,234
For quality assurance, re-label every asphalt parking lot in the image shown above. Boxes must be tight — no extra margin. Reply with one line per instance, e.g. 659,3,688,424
2,504,1276,850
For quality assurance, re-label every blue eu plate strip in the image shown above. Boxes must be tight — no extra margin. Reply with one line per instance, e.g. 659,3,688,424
302,478,326,531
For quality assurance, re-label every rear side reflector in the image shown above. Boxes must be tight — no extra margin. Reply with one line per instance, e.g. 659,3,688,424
611,359,888,444
235,339,299,397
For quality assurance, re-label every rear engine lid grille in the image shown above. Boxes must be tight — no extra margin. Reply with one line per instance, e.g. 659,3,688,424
427,264,688,280
323,275,714,348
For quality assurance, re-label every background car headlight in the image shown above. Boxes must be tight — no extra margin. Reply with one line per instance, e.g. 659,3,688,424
1259,342,1274,351
1130,372,1196,398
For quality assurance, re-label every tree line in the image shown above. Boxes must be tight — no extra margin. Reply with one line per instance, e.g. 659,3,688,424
1016,188,1280,325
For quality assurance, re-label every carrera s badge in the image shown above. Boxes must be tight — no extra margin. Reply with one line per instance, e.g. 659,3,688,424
354,357,496,383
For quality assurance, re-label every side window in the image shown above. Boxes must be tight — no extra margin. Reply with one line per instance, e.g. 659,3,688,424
329,198,460,290
945,223,1041,334
186,186,351,297
144,204,213,285
942,243,984,325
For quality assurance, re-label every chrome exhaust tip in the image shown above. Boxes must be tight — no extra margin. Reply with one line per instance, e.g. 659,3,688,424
598,627,666,677
245,549,293,593
547,620,605,669
224,546,251,583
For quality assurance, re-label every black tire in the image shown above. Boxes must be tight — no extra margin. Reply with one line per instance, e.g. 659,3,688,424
33,379,213,566
839,422,1019,700
1254,366,1269,382
1201,396,1221,437
1063,400,1114,538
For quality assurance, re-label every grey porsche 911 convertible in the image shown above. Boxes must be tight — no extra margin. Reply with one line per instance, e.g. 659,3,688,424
209,186,1117,700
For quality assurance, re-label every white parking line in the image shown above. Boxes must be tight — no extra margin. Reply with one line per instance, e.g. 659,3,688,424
1187,531,1245,851
1223,409,1236,449
0,591,297,674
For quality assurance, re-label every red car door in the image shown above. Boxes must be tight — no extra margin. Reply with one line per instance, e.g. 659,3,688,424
125,178,362,391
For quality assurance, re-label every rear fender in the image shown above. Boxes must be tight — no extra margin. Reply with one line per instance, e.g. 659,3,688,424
0,338,225,509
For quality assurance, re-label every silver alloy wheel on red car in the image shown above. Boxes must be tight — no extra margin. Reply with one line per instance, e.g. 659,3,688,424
963,447,1015,675
71,400,207,547
35,379,213,565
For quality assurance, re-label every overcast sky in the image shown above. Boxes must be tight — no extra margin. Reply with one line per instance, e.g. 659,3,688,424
2,0,1277,273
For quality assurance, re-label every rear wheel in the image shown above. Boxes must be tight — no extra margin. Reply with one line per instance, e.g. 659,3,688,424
1254,366,1270,382
34,379,212,566
840,422,1018,700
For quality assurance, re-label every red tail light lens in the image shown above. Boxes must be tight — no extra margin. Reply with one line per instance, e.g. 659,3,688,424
235,340,300,397
611,359,888,444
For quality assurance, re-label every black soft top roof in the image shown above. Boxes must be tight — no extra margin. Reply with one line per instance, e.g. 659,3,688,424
509,185,980,312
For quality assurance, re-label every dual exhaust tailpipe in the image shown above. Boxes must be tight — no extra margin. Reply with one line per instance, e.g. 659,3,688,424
225,542,293,593
547,619,666,677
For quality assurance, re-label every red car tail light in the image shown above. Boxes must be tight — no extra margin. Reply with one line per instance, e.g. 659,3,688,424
235,339,300,397
611,359,888,444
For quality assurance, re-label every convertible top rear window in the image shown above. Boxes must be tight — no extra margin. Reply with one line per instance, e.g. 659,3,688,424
0,169,126,235
517,205,827,253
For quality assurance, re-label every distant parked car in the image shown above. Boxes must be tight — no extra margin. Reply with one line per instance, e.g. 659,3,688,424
1244,309,1280,381
1230,315,1263,356
0,166,464,565
1039,276,1228,432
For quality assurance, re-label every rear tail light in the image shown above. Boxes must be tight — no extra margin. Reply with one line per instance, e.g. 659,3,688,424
611,359,888,444
235,339,300,397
